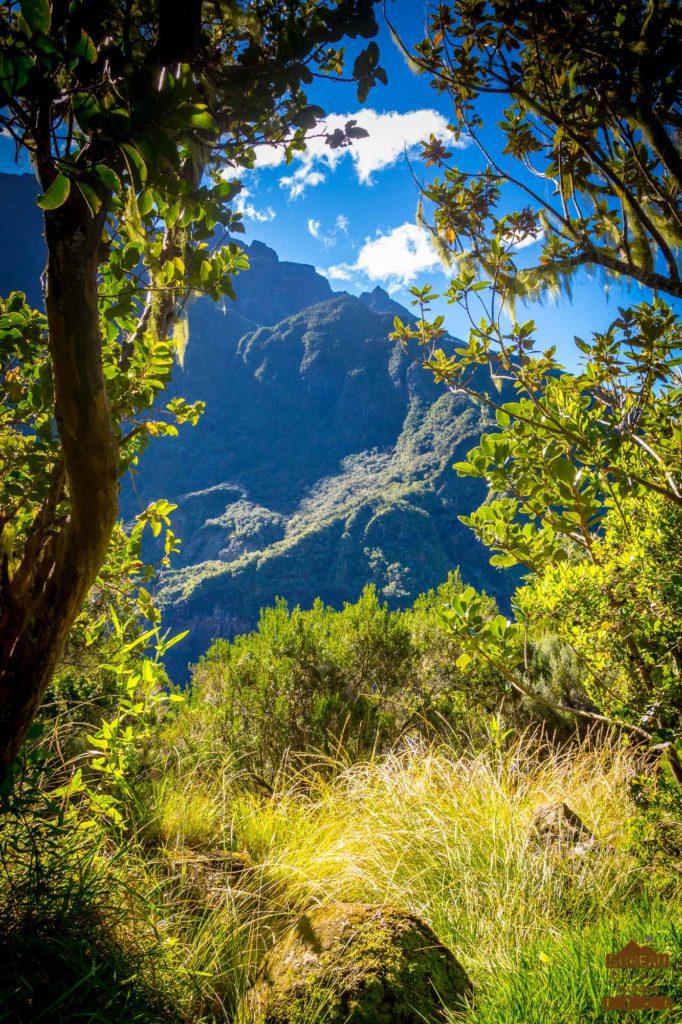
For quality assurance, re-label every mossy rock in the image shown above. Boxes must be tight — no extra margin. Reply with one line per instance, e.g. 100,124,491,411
245,902,472,1024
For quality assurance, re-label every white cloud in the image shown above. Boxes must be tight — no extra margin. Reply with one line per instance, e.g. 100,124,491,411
356,223,441,288
251,145,286,169
280,165,326,199
338,109,464,185
253,108,466,199
324,264,355,282
235,187,276,222
306,215,347,248
324,222,440,291
242,203,276,222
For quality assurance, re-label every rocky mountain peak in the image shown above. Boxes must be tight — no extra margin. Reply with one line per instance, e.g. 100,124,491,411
359,284,410,318
232,237,333,325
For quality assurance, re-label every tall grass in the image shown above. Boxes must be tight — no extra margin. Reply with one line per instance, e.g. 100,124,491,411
149,730,679,1022
0,810,188,1022
228,738,667,945
2,732,680,1022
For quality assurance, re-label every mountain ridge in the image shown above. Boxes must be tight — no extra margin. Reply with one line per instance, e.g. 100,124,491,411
132,283,500,676
0,171,508,678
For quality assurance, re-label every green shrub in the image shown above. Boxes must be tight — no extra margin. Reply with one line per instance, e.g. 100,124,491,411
169,577,502,780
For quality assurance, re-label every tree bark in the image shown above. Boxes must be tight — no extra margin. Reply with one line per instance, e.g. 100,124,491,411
0,199,119,783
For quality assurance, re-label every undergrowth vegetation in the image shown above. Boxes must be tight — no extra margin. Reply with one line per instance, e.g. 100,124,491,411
177,576,506,781
1,575,680,1023
1,715,680,1022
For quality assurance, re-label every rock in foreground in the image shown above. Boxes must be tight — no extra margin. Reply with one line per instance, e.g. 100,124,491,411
246,901,472,1024
532,801,595,853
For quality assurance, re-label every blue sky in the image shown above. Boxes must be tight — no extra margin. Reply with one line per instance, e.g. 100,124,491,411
232,2,664,365
0,2,664,365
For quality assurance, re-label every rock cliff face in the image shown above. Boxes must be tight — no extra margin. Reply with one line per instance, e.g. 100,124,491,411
125,261,503,678
0,172,508,679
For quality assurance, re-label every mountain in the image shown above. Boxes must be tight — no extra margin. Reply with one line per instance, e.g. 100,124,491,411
126,255,504,677
0,172,509,679
358,284,411,318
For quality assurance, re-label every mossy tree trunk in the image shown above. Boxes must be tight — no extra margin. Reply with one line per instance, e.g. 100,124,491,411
0,192,119,783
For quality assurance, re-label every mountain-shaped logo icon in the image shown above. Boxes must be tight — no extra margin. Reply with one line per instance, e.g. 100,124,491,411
605,940,670,969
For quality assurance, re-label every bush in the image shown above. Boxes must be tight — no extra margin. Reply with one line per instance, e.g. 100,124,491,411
168,577,503,780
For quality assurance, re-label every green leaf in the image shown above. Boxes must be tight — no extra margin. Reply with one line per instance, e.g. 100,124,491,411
356,77,370,103
553,458,575,485
0,52,31,93
165,201,180,228
138,189,154,216
453,460,479,476
490,553,518,567
162,630,190,652
72,91,101,129
291,105,325,130
189,108,217,133
120,142,147,186
36,174,70,210
92,164,120,192
72,29,97,63
353,41,379,80
20,0,51,34
75,178,102,215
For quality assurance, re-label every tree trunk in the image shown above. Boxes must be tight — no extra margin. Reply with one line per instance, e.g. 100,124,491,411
0,200,119,783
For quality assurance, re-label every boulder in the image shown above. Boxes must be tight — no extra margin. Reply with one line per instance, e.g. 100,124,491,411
163,849,255,907
246,901,472,1024
531,801,595,853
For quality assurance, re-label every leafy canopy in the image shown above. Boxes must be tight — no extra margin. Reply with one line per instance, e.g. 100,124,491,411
401,0,682,301
388,0,682,778
391,281,682,754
